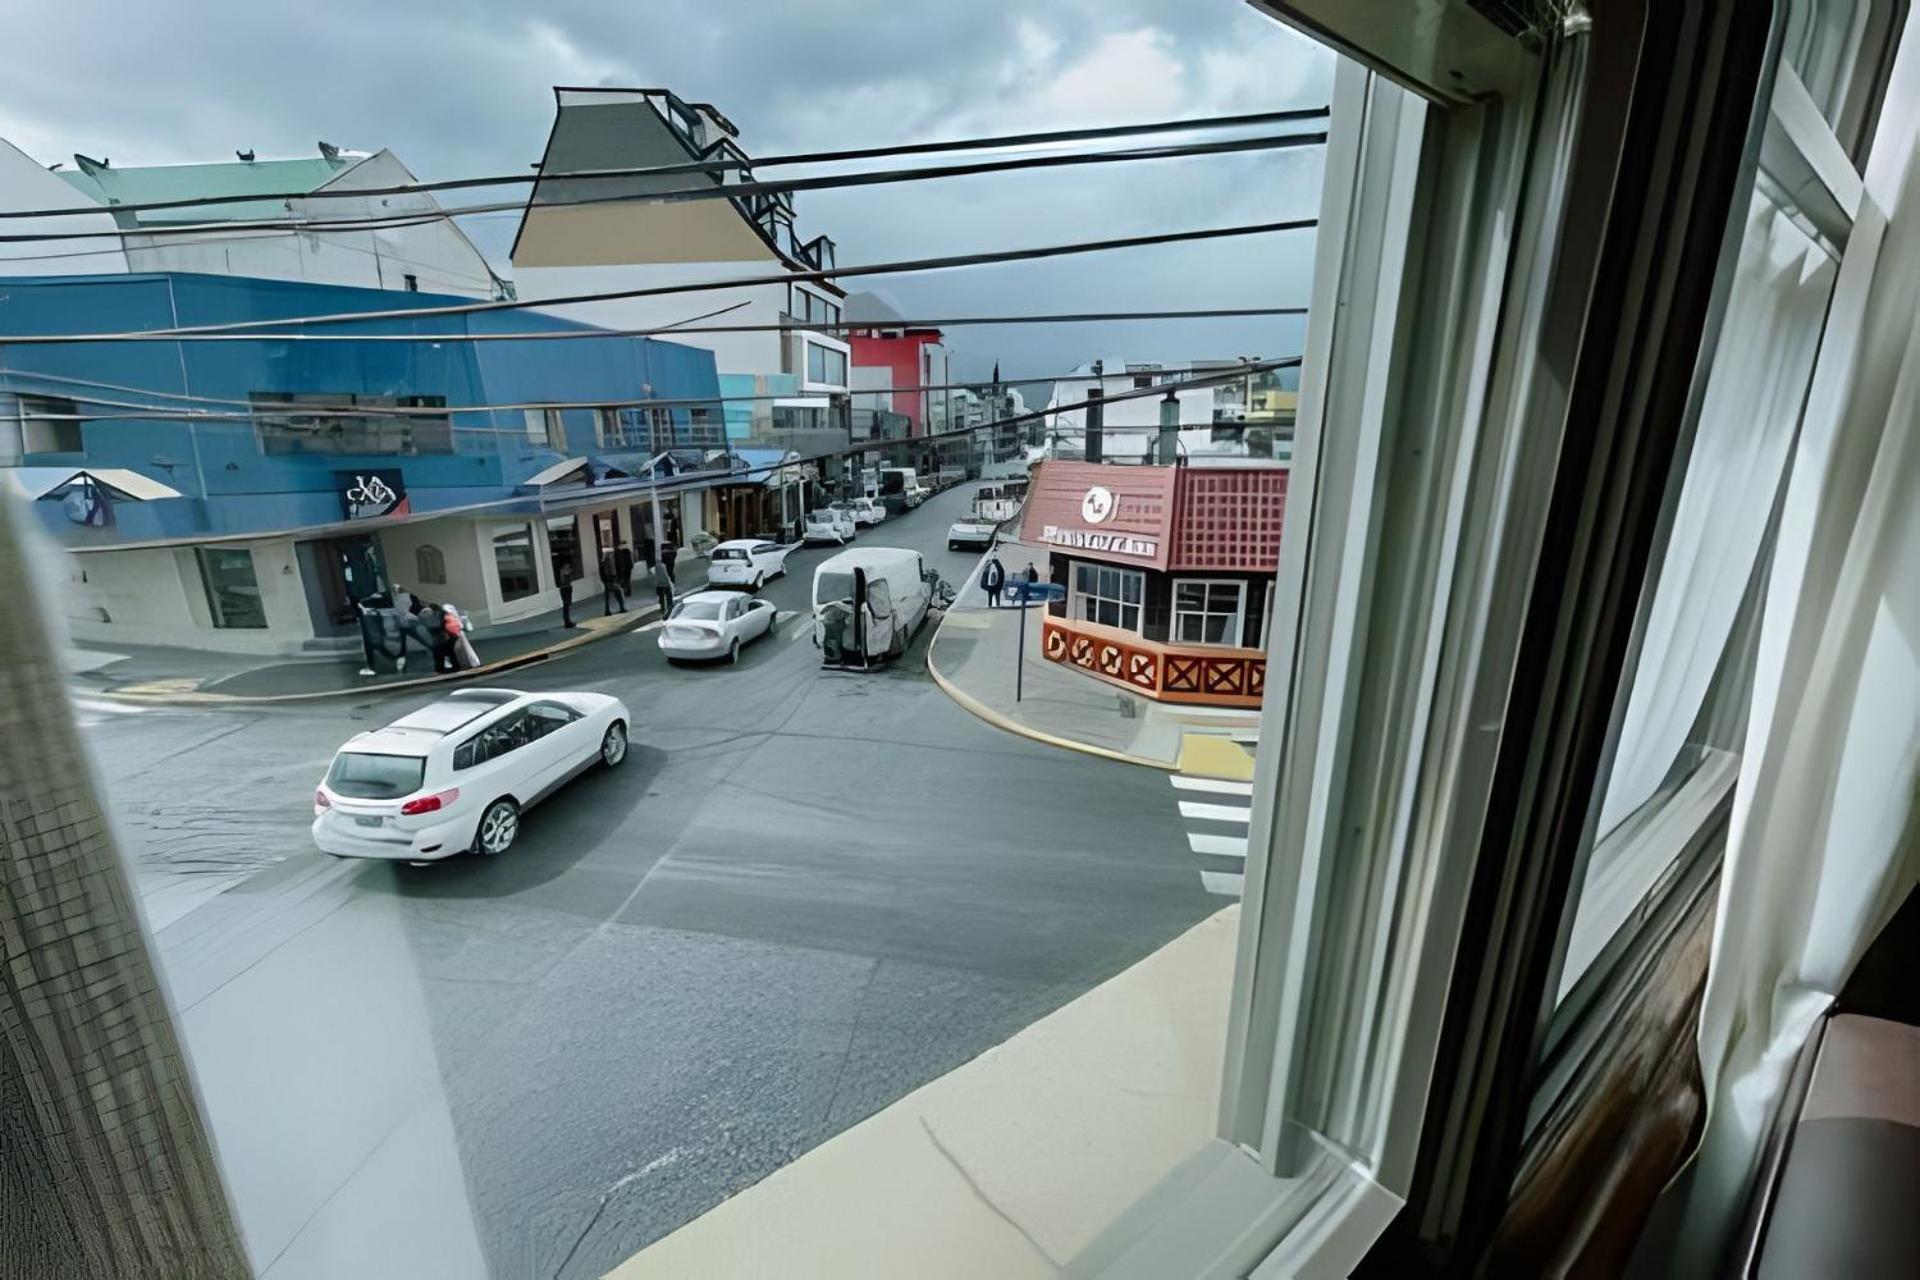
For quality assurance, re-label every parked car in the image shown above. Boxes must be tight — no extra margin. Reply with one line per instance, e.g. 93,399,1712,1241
658,590,778,663
312,688,628,862
803,508,857,545
706,538,792,590
947,513,999,551
813,547,933,669
835,497,885,527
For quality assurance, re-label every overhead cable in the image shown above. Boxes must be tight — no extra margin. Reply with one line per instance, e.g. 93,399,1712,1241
0,106,1331,222
0,131,1326,244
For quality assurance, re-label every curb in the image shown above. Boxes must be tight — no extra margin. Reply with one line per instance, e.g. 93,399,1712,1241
924,605,1176,773
94,606,662,707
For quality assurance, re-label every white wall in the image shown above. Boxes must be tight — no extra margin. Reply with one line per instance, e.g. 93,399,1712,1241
63,537,312,655
515,261,792,375
0,138,127,276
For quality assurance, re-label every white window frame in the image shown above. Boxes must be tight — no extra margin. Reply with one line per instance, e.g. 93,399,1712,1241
1068,561,1144,632
1171,578,1248,647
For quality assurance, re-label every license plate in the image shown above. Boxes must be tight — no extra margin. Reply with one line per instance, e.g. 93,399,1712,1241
354,815,384,828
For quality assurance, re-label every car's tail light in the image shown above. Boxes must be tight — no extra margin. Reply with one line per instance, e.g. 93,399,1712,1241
314,788,330,815
400,788,459,816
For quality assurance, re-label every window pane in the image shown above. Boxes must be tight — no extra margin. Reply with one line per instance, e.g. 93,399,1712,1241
198,548,266,629
1096,600,1118,628
492,527,538,602
1176,582,1206,610
1121,572,1142,604
1203,614,1233,645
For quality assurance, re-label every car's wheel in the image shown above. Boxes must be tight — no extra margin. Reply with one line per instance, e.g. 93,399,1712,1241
727,638,741,664
600,720,628,768
753,572,764,591
472,798,519,856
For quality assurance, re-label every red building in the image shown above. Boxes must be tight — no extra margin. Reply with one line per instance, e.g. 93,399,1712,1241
845,292,951,436
1019,459,1289,707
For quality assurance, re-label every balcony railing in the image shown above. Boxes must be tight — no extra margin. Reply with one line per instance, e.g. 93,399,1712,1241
1041,615,1266,707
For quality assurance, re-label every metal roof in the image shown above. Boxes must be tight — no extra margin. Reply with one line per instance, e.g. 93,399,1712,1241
58,155,355,224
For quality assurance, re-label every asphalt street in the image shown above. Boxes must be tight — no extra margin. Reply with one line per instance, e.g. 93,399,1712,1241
74,482,1222,1280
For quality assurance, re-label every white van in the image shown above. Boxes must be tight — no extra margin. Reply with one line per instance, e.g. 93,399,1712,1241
812,547,933,668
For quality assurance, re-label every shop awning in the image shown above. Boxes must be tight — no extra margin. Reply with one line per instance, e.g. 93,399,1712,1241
518,456,635,490
4,467,185,502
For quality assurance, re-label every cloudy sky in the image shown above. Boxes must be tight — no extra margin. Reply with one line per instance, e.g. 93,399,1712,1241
1,0,1333,380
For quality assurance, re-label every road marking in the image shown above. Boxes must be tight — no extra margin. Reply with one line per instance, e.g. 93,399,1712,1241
1188,832,1248,858
637,620,665,633
1177,800,1252,824
1201,871,1246,897
1170,776,1254,797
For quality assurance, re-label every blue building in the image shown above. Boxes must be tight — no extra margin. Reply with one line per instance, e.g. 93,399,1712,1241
0,272,727,653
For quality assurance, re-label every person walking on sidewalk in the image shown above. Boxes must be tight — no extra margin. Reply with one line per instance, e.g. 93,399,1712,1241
981,556,1006,609
557,564,576,630
660,535,678,586
443,603,479,669
650,558,675,618
614,542,635,594
599,548,627,615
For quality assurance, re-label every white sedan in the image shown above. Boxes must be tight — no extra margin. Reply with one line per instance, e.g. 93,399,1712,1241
803,508,857,545
312,688,628,862
706,538,792,590
658,590,778,663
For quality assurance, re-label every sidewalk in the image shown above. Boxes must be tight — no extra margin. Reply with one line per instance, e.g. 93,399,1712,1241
73,603,657,705
927,542,1258,776
608,905,1239,1280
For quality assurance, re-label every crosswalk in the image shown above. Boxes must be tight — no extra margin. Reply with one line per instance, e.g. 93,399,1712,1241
69,695,154,728
1171,773,1252,898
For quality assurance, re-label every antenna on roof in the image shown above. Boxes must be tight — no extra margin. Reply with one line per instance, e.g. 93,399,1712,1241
74,154,109,173
317,141,340,161
236,149,256,163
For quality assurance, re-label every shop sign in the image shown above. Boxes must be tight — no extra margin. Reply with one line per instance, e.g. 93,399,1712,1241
1039,525,1159,557
1081,485,1117,524
338,469,410,520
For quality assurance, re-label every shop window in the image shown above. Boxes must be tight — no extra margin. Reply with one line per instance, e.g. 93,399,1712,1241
1172,579,1247,646
12,394,84,455
414,544,447,586
1071,563,1142,631
491,526,538,603
254,393,451,455
546,516,584,580
196,547,267,629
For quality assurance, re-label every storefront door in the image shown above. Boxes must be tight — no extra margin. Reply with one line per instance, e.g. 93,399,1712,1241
297,534,389,633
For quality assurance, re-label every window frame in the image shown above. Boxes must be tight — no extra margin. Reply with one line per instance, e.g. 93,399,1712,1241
196,546,268,630
1171,578,1248,647
490,524,539,603
13,393,84,455
1069,562,1144,633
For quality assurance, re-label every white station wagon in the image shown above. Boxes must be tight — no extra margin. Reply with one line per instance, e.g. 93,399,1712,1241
706,538,792,590
312,688,629,863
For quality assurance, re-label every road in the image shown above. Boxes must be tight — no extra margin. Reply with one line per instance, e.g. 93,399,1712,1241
75,482,1222,1280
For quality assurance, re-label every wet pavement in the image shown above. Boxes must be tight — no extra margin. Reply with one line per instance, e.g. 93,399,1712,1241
75,483,1221,1280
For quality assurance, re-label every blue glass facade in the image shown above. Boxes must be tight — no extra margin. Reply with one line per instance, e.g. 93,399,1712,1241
0,272,723,545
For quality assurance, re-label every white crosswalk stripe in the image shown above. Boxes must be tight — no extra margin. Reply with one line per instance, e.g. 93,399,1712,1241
1169,773,1253,899
68,695,153,728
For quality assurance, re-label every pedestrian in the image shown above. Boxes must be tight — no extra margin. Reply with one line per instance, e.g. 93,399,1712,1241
650,557,675,618
557,564,576,629
599,547,627,615
356,595,393,677
980,556,1006,609
416,600,457,673
638,528,657,571
444,603,480,670
614,542,635,593
1024,561,1040,587
660,537,678,586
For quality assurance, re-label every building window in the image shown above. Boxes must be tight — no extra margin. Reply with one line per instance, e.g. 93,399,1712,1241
595,408,628,450
546,515,583,581
688,407,719,445
491,526,538,602
649,407,673,451
1172,579,1247,646
1071,563,1143,632
10,394,84,454
806,343,847,386
196,547,267,629
414,544,446,586
254,393,452,455
521,408,566,451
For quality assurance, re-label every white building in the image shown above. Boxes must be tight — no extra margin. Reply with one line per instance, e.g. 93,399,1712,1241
512,89,851,413
1042,359,1225,462
3,142,507,297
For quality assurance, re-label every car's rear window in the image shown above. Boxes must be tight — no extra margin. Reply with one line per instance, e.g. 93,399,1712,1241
672,599,727,621
325,752,425,799
712,547,746,561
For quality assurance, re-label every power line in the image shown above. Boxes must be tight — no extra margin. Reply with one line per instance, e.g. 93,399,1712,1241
0,305,1308,346
0,130,1325,245
2,106,1331,222
0,218,1316,342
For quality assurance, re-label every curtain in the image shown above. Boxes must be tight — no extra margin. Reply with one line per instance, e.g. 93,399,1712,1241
1655,115,1920,1274
1597,193,1837,837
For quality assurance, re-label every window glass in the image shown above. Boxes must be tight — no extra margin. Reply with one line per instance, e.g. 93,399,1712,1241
414,545,447,586
1173,579,1246,646
197,547,266,629
491,526,538,602
12,394,84,454
324,752,425,799
672,598,727,621
815,570,854,604
254,393,452,455
1073,563,1142,631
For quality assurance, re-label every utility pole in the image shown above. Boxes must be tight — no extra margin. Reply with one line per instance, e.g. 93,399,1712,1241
0,496,250,1280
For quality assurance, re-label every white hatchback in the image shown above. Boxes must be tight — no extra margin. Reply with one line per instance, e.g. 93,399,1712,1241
706,538,792,590
803,508,856,545
835,497,885,527
311,687,629,862
657,590,778,663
